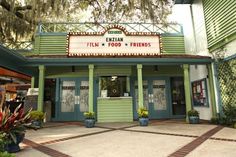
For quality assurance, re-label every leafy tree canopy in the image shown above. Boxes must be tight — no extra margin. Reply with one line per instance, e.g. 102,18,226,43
0,0,173,44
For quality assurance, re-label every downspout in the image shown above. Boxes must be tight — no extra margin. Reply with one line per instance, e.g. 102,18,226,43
190,4,197,54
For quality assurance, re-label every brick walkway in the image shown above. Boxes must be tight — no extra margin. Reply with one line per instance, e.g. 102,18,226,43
168,126,224,157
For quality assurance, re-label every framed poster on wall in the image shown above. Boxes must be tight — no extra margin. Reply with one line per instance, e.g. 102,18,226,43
191,78,208,107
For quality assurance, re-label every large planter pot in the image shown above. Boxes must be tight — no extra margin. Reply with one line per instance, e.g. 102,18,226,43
139,118,149,126
32,120,43,128
85,119,95,128
189,116,200,124
5,133,25,153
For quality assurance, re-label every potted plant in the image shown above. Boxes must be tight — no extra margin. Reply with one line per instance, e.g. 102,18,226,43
84,111,95,128
138,107,149,126
0,105,31,153
188,109,200,124
30,111,44,128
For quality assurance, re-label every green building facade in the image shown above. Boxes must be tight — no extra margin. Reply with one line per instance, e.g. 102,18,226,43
1,0,235,122
27,22,214,122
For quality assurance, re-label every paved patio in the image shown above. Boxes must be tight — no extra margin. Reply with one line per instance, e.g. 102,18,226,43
14,120,236,157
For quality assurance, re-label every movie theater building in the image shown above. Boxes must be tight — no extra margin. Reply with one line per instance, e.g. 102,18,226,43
21,17,218,123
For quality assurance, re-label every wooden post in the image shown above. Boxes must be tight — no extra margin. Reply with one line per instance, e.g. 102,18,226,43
137,64,143,108
37,65,45,112
88,64,94,112
183,64,192,122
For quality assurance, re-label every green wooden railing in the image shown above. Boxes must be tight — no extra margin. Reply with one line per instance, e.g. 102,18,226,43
2,41,33,51
39,22,183,34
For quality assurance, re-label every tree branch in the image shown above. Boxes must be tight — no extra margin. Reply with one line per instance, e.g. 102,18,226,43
15,5,32,11
0,0,33,24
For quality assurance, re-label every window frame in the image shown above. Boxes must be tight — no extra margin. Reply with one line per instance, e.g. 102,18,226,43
99,76,127,97
191,78,209,107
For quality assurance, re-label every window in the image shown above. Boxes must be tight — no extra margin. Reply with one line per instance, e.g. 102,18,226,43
191,78,208,107
100,76,127,97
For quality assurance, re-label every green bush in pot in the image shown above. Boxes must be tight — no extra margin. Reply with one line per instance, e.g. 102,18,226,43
188,109,199,124
29,111,45,128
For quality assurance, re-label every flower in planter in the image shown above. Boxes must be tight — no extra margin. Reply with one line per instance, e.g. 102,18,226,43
138,107,149,118
83,112,95,128
0,104,31,152
83,112,95,119
137,107,149,126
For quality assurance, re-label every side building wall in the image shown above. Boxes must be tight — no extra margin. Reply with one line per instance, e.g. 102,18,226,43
202,0,236,112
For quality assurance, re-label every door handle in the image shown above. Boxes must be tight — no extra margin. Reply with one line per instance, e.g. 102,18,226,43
148,94,154,103
75,96,80,104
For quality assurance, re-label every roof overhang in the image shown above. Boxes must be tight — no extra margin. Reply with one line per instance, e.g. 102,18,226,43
0,44,35,76
24,54,213,66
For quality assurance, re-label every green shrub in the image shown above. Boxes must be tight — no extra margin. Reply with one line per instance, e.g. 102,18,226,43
0,133,9,152
138,107,149,118
84,112,95,119
0,152,15,157
210,117,219,125
30,111,45,121
188,110,199,117
223,104,236,125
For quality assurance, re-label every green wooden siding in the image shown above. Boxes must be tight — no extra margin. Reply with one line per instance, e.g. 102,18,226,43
34,35,67,55
97,98,133,122
33,35,185,55
95,66,132,76
142,65,183,76
45,66,88,78
45,65,183,78
203,0,236,51
161,36,185,54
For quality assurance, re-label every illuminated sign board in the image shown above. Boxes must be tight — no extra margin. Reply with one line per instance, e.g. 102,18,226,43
67,25,161,57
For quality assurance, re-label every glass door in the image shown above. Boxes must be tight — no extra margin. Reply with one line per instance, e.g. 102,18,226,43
58,78,89,121
133,78,170,119
149,79,169,119
59,79,77,121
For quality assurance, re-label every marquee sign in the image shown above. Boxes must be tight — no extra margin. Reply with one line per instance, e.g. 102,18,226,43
67,25,161,57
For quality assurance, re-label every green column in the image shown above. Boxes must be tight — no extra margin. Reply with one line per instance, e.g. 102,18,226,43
37,65,45,112
183,64,192,122
207,64,217,118
31,76,35,88
88,64,94,112
126,76,130,93
137,64,143,108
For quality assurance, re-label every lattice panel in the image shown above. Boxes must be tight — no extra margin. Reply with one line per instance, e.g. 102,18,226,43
217,58,236,107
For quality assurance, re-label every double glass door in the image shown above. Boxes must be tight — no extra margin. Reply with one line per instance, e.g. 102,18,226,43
134,77,170,119
58,78,89,121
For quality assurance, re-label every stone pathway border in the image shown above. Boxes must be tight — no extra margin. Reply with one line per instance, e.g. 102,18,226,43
210,137,236,142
